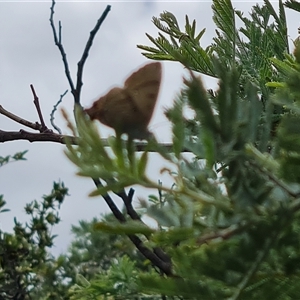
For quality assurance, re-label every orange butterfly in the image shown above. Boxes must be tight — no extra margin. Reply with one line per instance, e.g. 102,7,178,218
85,62,162,140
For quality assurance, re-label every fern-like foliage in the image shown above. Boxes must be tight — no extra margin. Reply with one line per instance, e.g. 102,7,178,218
138,0,289,98
65,1,300,299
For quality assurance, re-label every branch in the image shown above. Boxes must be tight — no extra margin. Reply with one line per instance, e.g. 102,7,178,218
0,128,191,152
0,106,190,151
50,90,68,134
128,234,172,276
115,188,140,220
196,224,246,246
115,188,172,265
75,5,111,104
247,159,300,198
93,179,172,275
49,0,75,94
0,105,42,131
49,0,111,104
0,119,186,152
229,235,275,300
93,178,126,222
0,129,78,145
30,84,51,133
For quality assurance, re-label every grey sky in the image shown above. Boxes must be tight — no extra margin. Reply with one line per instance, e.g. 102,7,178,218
1,1,296,256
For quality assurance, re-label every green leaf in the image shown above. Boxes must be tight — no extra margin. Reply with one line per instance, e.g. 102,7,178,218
137,151,148,178
185,73,219,134
94,220,154,235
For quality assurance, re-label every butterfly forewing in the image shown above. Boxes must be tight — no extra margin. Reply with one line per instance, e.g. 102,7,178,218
124,62,161,123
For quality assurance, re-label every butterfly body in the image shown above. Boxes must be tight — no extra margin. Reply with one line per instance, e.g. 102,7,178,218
85,62,162,139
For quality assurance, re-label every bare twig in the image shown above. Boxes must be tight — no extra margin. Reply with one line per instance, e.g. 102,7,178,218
49,0,75,94
116,188,141,220
49,0,111,104
196,224,246,246
0,105,42,131
0,129,78,144
30,84,51,132
75,5,111,104
246,159,300,199
50,89,68,134
92,178,126,222
229,235,275,300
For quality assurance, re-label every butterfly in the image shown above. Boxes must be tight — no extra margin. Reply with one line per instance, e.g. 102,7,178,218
85,62,162,140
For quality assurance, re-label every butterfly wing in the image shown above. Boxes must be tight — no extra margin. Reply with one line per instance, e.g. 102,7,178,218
85,87,135,128
85,62,162,139
124,62,162,125
85,86,148,136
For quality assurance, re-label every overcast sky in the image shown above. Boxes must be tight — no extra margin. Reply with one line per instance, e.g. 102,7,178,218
1,1,297,256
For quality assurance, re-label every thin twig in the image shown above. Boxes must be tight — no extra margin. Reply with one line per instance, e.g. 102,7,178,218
30,84,50,132
49,0,75,93
228,236,275,300
0,105,42,131
116,188,140,220
93,178,126,222
196,224,246,246
49,0,111,104
247,159,300,199
74,5,111,104
50,89,68,134
290,197,300,213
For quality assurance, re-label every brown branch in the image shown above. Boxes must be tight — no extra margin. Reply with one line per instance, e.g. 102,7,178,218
0,106,185,150
50,89,68,134
74,5,111,104
0,105,190,151
93,179,172,275
0,127,192,153
116,188,140,220
49,0,75,94
0,129,78,144
115,188,171,265
0,105,42,131
49,0,111,105
196,224,247,246
128,235,172,276
30,84,51,132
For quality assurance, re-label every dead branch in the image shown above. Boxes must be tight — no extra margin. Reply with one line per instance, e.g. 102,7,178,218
75,5,111,104
0,105,42,131
49,1,75,95
30,84,52,133
49,0,111,104
0,129,78,145
50,90,68,134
